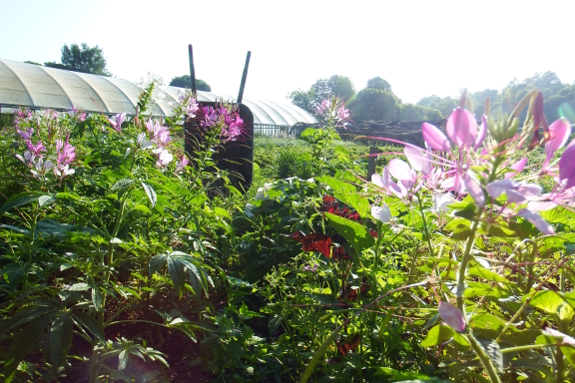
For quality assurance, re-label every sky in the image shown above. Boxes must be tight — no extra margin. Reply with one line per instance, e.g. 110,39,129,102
1,0,574,105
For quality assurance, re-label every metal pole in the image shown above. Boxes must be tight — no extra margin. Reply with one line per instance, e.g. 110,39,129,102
236,51,251,104
188,44,197,94
367,146,378,181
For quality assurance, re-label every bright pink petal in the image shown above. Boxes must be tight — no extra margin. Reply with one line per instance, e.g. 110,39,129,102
404,146,431,175
462,172,484,206
422,123,451,151
473,115,487,150
559,145,575,189
545,118,571,162
505,158,527,179
486,179,516,199
446,108,477,149
517,209,554,234
388,159,413,181
528,200,557,212
516,183,542,197
438,301,466,332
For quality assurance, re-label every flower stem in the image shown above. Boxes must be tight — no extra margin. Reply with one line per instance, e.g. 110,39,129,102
416,192,434,257
467,333,502,383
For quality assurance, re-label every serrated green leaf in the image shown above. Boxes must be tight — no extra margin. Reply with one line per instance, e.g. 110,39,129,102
38,195,57,207
50,312,73,365
111,178,135,191
67,282,90,291
72,312,106,343
118,350,129,371
141,181,157,208
92,286,103,311
149,254,166,276
4,312,58,382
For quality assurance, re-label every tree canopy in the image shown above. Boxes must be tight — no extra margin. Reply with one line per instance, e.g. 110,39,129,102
287,75,356,114
169,75,211,91
44,43,111,76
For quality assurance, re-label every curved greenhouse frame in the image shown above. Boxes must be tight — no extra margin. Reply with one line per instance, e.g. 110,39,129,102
0,58,318,134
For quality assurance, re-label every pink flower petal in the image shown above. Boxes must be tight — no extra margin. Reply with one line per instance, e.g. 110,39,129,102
505,158,527,179
463,172,485,206
438,301,466,332
543,328,575,345
545,118,571,163
422,123,451,151
388,159,413,181
517,209,554,234
446,108,477,149
486,179,516,199
404,146,431,175
559,145,575,189
473,115,487,150
528,200,557,212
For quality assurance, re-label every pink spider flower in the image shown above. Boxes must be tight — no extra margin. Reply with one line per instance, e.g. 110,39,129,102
419,113,487,206
175,155,189,173
315,99,329,115
108,113,127,133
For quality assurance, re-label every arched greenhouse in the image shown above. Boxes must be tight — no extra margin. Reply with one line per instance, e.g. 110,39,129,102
0,58,318,135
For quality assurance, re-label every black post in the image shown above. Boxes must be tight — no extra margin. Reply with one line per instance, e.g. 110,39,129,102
237,51,251,104
367,146,379,180
188,44,197,94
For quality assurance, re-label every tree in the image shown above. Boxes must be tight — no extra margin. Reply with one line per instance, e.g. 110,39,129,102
287,88,316,114
366,77,392,92
44,43,111,76
349,88,400,121
310,75,356,103
417,95,458,118
169,75,211,91
398,103,442,121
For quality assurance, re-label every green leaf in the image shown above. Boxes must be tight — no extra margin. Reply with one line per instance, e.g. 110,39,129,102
167,256,185,298
467,266,508,283
38,195,57,207
469,313,506,331
463,282,511,299
141,181,157,208
4,312,58,382
421,324,454,347
0,192,43,217
530,290,574,322
67,282,90,291
92,286,103,311
118,350,129,371
149,254,166,276
50,312,73,365
444,218,472,240
132,204,152,214
475,336,503,373
111,178,135,191
72,312,106,343
324,212,374,254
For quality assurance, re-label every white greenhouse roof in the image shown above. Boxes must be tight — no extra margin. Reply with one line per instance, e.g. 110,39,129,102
0,58,318,127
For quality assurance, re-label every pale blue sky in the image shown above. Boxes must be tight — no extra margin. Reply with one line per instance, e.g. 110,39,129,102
1,0,574,104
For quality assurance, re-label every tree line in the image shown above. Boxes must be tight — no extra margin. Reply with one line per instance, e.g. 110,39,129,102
27,43,211,91
289,72,575,124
